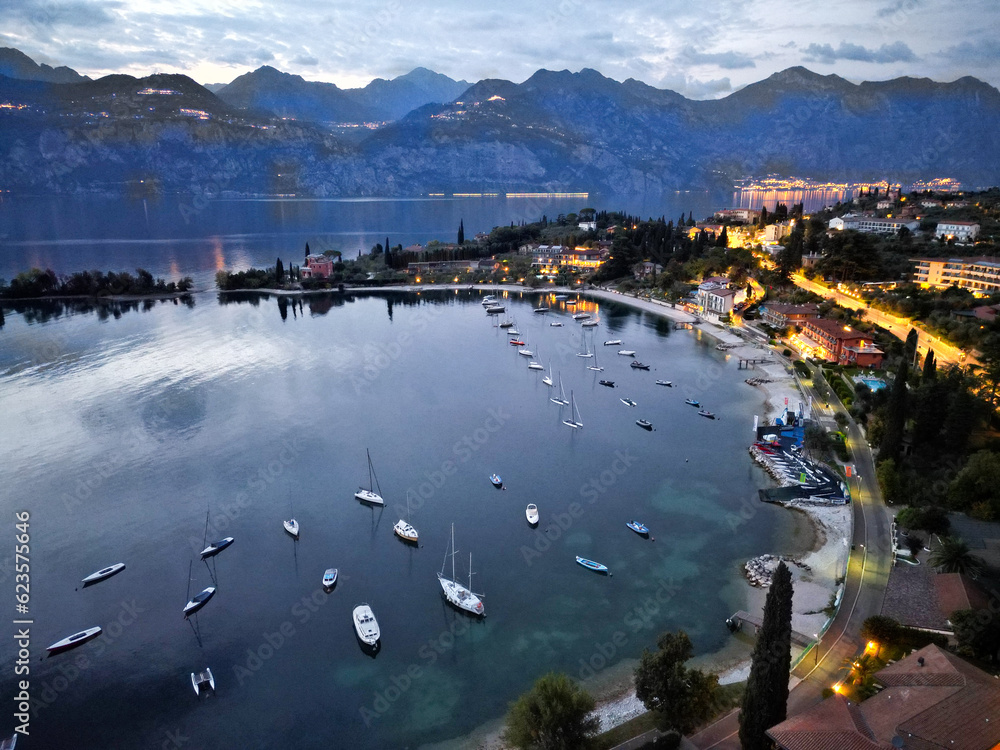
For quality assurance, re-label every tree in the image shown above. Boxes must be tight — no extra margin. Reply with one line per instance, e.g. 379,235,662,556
896,506,950,535
860,615,900,656
922,349,936,380
276,257,285,283
739,562,793,750
930,536,985,577
304,242,310,260
502,672,598,750
948,450,1000,519
458,220,465,245
876,458,905,505
880,328,917,464
951,608,1000,662
634,630,718,733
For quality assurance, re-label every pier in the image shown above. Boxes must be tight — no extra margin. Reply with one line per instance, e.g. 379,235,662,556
726,610,814,647
738,357,770,369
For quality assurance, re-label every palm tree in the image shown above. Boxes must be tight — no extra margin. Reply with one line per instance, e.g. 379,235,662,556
930,536,985,577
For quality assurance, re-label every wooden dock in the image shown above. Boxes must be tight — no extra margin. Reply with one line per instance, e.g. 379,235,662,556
727,610,814,647
738,357,770,369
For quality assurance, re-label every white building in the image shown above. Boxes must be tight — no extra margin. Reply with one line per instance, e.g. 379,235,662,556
829,215,918,234
935,221,980,242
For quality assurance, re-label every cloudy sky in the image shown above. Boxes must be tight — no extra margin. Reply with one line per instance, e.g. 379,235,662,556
3,0,998,97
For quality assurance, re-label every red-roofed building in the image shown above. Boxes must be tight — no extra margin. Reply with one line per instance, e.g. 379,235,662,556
769,644,1000,750
301,253,334,279
761,302,821,329
797,318,883,368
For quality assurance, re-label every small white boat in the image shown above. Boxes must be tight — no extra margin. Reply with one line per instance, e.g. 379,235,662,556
575,556,610,574
283,518,299,537
183,587,216,618
572,312,590,320
191,667,215,696
486,305,505,314
526,504,539,526
323,568,339,588
355,448,385,505
528,361,544,370
604,340,622,346
620,397,637,407
518,349,534,357
565,299,578,305
394,492,419,543
542,363,554,386
618,350,636,356
581,320,598,327
656,380,673,387
353,604,381,647
549,321,563,327
555,295,568,301
81,562,126,586
47,626,102,654
200,538,234,559
636,419,653,430
534,307,549,313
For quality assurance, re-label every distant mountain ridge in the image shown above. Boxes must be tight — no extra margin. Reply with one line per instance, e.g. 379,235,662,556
0,48,997,197
0,47,88,84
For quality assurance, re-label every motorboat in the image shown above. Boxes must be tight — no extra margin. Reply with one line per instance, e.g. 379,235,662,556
486,305,505,314
565,299,578,305
576,351,594,358
46,626,102,654
353,604,381,648
323,568,339,588
599,380,615,387
572,312,590,320
438,525,485,616
655,380,673,387
200,538,234,559
627,521,650,536
575,556,609,574
698,410,716,419
183,587,216,618
534,307,549,313
490,473,503,488
507,328,521,336
618,350,636,356
509,339,525,346
630,361,650,370
283,518,300,537
604,340,622,346
191,668,215,696
355,449,385,505
499,319,514,329
394,492,419,543
549,321,563,327
525,504,539,526
620,397,637,407
684,399,700,407
581,320,598,327
81,562,126,586
636,419,653,430
518,349,534,357
528,361,544,370
481,296,495,306
555,295,568,300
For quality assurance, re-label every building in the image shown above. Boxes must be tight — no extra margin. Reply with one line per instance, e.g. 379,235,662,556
876,199,893,209
406,259,495,276
796,318,883,367
696,277,747,316
522,245,605,274
300,253,335,279
634,261,663,279
764,221,794,242
714,208,761,224
912,257,1000,293
935,221,980,242
768,644,1000,750
688,223,725,240
829,215,919,234
759,302,821,329
578,221,597,231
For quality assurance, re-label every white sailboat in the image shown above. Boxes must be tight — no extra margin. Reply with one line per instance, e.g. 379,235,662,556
437,524,484,616
542,362,554,386
393,492,419,543
550,373,570,405
355,449,385,505
587,350,603,372
562,390,583,429
576,333,594,358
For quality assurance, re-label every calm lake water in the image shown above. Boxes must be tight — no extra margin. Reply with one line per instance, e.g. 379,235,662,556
0,289,798,749
0,195,803,749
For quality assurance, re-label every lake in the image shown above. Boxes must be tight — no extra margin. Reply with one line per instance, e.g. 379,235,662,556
0,284,802,748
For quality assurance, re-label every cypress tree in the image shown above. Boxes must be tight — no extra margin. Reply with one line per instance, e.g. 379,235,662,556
880,328,918,464
304,242,310,260
739,562,793,750
458,220,465,245
922,350,936,381
276,257,285,283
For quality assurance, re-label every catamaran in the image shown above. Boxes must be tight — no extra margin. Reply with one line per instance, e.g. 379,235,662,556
437,524,484,617
562,390,583,429
355,449,385,505
550,374,570,406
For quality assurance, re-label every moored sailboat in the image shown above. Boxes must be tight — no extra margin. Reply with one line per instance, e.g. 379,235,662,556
355,449,385,505
437,524,484,617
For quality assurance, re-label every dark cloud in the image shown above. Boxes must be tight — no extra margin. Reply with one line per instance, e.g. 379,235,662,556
679,46,755,70
292,54,318,66
803,41,916,64
9,0,118,28
875,0,923,18
940,39,995,66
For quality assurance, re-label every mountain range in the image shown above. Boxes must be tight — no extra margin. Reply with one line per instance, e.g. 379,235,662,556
0,47,997,197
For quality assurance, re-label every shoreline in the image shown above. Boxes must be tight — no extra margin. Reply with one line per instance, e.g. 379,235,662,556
435,286,852,748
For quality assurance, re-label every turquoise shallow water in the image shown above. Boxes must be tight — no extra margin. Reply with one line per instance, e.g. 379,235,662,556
0,288,794,748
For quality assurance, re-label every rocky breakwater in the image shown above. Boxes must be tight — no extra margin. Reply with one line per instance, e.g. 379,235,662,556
744,553,811,587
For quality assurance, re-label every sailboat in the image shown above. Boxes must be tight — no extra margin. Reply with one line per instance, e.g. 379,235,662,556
576,335,594,358
355,449,385,505
562,390,583,429
550,374,570,406
437,524,484,617
542,363,554,387
587,350,603,372
393,492,419,543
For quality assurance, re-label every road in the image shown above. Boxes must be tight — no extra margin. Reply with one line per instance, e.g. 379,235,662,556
689,368,894,750
791,273,976,368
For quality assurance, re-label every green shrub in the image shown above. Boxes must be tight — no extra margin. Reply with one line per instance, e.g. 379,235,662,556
782,348,792,357
794,361,811,377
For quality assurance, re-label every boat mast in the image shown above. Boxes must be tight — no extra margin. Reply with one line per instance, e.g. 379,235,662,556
451,524,457,582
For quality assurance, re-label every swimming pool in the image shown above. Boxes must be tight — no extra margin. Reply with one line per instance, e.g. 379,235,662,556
857,376,887,391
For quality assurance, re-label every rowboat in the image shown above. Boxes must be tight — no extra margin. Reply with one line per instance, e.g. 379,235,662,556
627,521,650,536
575,556,610,574
636,419,653,430
630,361,650,370
490,474,503,488
698,410,716,419
684,399,700,407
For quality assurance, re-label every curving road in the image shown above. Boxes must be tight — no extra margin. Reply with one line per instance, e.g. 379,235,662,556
689,370,893,750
